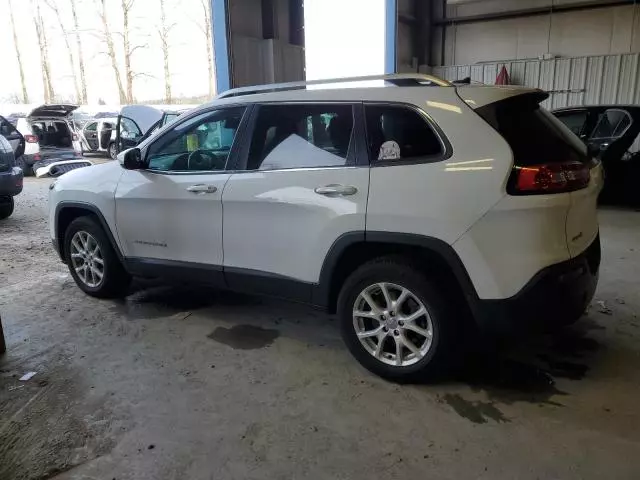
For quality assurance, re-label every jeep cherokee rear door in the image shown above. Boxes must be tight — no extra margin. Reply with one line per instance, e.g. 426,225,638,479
221,102,369,301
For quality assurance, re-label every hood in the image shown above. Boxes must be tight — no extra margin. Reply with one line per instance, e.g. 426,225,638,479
120,105,165,135
55,158,123,186
28,104,79,118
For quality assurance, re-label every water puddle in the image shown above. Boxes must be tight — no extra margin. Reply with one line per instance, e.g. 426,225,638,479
208,325,280,350
440,393,509,424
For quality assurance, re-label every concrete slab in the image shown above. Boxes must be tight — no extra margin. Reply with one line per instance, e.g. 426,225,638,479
1,178,639,479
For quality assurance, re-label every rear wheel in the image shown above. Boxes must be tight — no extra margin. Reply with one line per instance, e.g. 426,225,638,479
16,156,33,176
338,257,459,382
0,197,14,220
64,216,131,298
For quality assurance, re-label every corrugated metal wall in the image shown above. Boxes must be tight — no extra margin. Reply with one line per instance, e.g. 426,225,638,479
432,53,640,110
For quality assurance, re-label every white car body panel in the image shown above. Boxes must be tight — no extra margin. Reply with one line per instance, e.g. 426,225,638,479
453,193,573,299
16,118,39,156
49,161,124,244
222,167,369,283
114,170,230,266
567,163,604,257
366,92,512,245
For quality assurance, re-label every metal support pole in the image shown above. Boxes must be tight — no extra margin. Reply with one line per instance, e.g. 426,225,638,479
212,0,231,93
384,0,398,74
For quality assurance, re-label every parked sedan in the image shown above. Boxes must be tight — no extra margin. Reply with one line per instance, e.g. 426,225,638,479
553,105,640,206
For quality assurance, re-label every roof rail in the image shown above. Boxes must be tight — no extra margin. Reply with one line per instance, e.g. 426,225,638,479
217,73,452,99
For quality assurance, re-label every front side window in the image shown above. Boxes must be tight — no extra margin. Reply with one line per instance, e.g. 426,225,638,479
591,109,632,140
246,104,354,170
146,107,245,172
365,105,443,162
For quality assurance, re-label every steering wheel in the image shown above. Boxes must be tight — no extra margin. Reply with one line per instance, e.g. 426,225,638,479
187,150,215,171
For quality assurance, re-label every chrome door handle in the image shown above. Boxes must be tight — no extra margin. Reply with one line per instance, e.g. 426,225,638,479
187,184,217,194
314,184,358,196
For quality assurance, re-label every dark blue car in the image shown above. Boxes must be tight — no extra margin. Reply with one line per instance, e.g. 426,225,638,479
0,116,24,219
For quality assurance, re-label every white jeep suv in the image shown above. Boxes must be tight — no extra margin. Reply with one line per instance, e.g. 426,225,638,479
49,74,603,381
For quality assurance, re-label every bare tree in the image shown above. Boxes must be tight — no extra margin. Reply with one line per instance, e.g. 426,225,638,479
44,0,81,103
96,0,126,103
198,0,215,98
70,0,88,103
8,0,29,103
32,0,54,103
121,0,137,103
158,0,176,103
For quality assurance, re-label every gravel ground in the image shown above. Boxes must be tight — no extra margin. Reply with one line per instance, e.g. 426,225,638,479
1,177,640,480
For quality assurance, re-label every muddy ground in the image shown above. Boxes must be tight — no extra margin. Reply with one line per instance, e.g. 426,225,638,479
1,177,640,479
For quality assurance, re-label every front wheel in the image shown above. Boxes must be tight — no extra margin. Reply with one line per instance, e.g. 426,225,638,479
0,197,14,220
338,257,459,382
108,143,117,160
64,216,131,298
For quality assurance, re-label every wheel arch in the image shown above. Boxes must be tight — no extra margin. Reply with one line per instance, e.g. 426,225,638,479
55,202,124,264
314,232,481,317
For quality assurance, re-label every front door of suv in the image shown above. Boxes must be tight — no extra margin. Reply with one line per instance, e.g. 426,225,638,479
115,106,248,284
221,102,370,301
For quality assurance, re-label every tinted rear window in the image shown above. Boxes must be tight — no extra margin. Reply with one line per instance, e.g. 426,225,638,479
476,94,587,166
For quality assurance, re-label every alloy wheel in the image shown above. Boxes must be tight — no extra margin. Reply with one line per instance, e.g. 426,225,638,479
69,231,105,288
352,282,434,367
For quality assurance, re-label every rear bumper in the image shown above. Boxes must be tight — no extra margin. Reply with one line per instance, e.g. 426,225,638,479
475,234,600,335
0,168,24,197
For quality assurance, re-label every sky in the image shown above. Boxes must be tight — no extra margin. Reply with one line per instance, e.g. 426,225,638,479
304,0,385,80
0,0,386,106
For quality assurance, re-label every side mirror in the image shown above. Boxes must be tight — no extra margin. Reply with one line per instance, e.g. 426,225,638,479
121,148,145,170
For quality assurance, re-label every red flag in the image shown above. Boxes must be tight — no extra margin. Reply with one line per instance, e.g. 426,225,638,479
496,65,510,85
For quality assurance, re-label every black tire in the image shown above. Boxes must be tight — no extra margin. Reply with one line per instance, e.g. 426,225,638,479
0,197,14,220
16,156,33,176
64,216,131,298
108,143,117,160
338,256,460,383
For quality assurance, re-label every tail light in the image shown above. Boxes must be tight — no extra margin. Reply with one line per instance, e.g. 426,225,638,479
73,133,79,141
24,134,38,143
510,161,590,195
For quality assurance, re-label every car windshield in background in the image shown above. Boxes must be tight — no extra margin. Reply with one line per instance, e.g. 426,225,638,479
591,109,632,139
